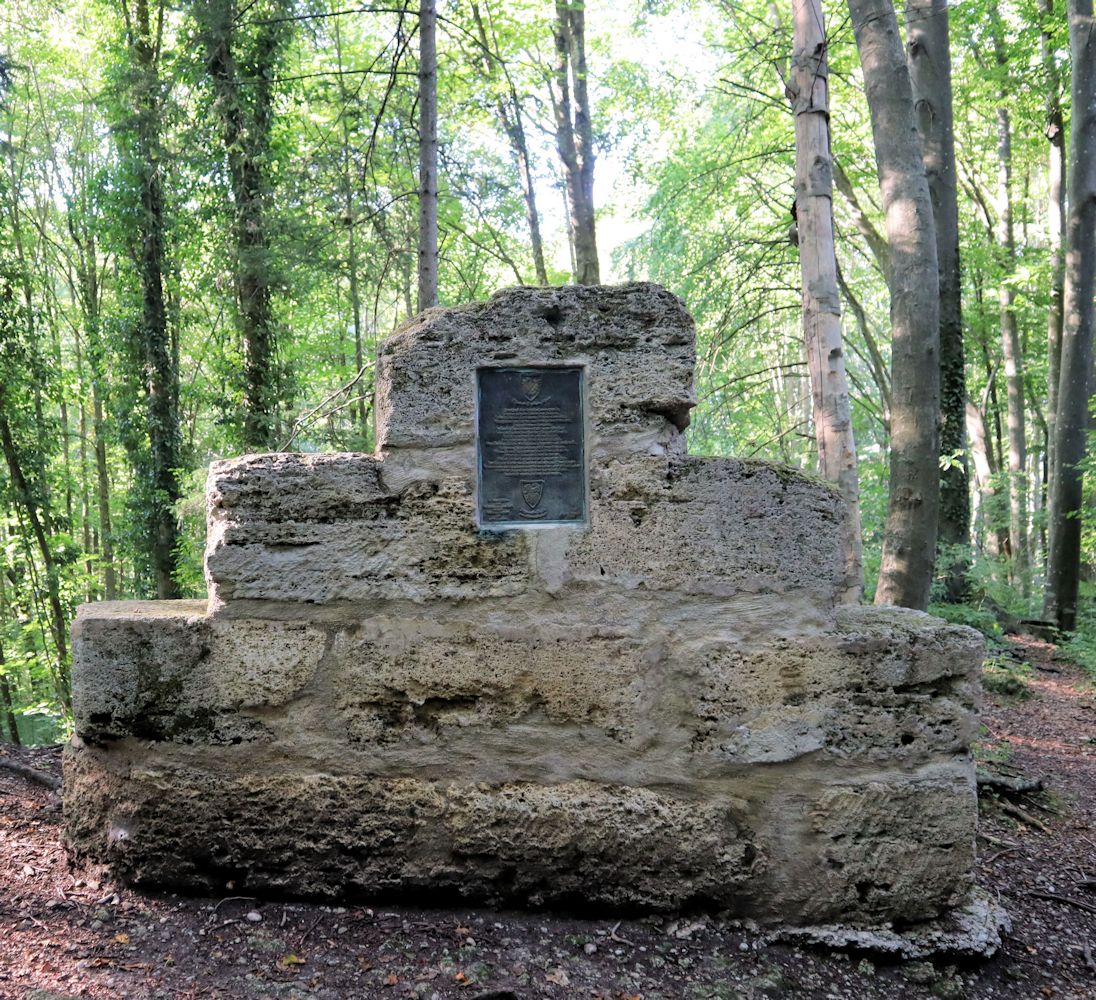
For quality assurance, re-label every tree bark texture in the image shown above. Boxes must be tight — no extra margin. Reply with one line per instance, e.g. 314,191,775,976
418,0,439,311
907,0,969,599
199,0,285,452
847,0,941,610
1045,0,1096,631
127,0,181,599
791,0,863,601
552,1,599,284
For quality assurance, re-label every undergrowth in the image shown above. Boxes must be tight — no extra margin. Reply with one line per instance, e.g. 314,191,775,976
1057,599,1096,682
981,655,1033,699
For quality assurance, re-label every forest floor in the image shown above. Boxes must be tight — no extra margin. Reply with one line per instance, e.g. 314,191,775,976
1,634,1094,1000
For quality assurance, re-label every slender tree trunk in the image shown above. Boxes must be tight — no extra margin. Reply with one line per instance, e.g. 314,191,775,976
552,0,599,284
0,670,19,746
1045,0,1096,631
418,0,439,311
505,99,549,285
334,18,369,439
966,398,998,554
46,296,74,529
791,0,862,601
0,410,70,707
73,244,117,599
907,0,969,599
989,2,1029,588
1,161,51,512
198,0,284,451
0,561,19,745
832,159,890,280
470,2,548,284
1043,0,1067,490
847,0,941,610
561,174,577,279
127,0,181,599
91,390,117,599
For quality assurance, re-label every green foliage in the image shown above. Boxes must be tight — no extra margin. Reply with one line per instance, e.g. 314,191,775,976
173,467,209,599
0,0,1085,735
981,654,1032,699
928,600,1005,642
1056,591,1096,681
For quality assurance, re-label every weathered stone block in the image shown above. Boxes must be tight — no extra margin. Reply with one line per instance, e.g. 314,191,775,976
376,284,696,452
206,462,531,608
550,457,846,603
72,602,324,743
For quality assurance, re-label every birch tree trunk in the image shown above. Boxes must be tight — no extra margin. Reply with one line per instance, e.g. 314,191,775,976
907,0,969,599
791,0,862,601
552,0,599,284
418,0,439,310
1045,0,1096,631
847,0,941,610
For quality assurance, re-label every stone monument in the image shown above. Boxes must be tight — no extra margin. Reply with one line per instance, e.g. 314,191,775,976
65,284,986,931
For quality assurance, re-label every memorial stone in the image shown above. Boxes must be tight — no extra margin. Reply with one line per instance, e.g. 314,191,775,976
64,284,991,936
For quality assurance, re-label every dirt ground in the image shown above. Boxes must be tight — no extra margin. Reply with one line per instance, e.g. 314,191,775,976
1,634,1093,1000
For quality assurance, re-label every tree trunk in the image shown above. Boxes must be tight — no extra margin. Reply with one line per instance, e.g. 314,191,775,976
0,410,70,707
128,0,181,599
198,0,284,451
907,0,969,600
504,97,549,284
0,646,20,745
333,18,370,440
966,397,999,555
791,0,862,601
552,0,599,284
1043,0,1066,489
989,4,1028,589
1,166,51,514
0,525,18,743
73,334,96,599
1045,0,1096,631
471,2,548,284
418,0,439,311
847,0,941,610
72,236,118,599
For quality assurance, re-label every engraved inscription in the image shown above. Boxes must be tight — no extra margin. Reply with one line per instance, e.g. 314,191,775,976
477,367,586,527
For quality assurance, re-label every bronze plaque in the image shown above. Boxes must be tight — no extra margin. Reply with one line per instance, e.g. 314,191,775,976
476,366,586,528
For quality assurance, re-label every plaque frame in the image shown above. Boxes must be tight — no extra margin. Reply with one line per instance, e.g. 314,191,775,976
474,364,589,531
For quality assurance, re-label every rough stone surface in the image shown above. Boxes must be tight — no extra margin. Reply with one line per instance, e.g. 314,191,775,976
771,887,1012,959
375,284,696,461
65,284,985,937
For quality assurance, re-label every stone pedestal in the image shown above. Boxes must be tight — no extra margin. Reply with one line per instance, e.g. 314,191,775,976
65,284,983,926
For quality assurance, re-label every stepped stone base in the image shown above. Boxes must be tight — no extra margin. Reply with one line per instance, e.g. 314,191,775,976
64,284,985,933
